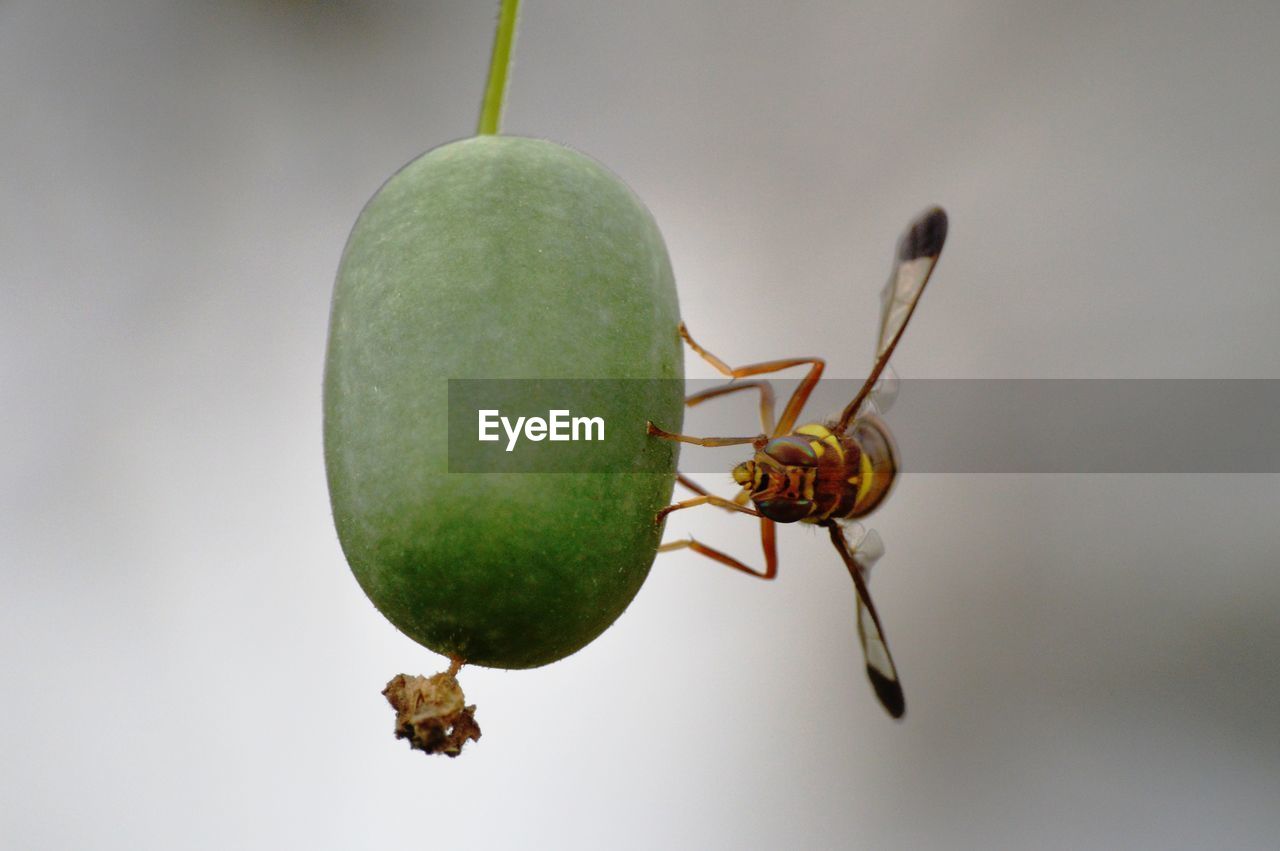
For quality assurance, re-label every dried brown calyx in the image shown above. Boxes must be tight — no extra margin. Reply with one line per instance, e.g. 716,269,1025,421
382,660,481,758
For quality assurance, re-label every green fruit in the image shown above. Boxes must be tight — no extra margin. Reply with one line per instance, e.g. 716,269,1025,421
324,136,683,669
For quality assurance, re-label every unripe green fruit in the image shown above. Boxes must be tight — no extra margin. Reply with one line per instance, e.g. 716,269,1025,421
324,136,683,668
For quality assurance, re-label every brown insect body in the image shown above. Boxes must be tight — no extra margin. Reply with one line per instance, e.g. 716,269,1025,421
734,417,899,525
648,207,949,720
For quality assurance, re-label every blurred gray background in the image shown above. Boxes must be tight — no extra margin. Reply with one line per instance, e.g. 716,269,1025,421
3,1,1279,849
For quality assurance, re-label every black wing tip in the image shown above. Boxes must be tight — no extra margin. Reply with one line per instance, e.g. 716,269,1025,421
897,206,948,262
867,665,906,719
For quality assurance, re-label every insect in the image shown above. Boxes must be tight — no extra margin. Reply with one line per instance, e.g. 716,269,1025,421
647,207,948,719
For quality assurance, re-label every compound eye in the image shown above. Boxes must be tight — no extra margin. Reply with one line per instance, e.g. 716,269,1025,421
763,436,818,468
756,498,813,524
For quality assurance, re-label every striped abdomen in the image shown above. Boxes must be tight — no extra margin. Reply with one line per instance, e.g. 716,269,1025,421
737,417,899,524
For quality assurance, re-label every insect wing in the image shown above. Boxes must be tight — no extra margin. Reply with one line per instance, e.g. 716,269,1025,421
866,364,900,416
837,207,947,431
828,524,904,718
877,207,947,360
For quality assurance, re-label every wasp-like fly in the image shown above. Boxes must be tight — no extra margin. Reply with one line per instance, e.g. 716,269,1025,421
649,207,948,719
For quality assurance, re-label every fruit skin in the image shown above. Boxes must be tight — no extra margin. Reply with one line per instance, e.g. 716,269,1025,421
324,136,683,669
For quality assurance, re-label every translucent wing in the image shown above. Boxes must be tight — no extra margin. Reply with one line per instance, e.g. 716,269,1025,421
877,207,947,359
837,207,948,431
866,364,899,416
848,529,897,713
827,523,904,719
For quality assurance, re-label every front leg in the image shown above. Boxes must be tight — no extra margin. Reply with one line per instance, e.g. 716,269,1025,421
679,322,825,436
655,494,761,525
658,521,778,580
646,421,762,448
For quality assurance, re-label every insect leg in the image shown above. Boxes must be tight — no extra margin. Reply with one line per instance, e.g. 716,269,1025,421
675,473,710,495
646,421,760,448
655,494,761,524
677,381,774,503
675,472,752,510
676,472,753,507
657,517,779,580
685,380,777,435
678,321,737,376
678,323,823,437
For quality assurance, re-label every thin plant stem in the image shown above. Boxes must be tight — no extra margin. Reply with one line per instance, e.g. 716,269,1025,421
477,0,521,135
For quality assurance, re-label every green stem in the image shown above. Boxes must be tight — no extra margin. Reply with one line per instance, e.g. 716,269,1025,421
477,0,521,135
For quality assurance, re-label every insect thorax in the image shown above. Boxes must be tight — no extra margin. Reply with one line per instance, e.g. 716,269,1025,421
739,418,899,524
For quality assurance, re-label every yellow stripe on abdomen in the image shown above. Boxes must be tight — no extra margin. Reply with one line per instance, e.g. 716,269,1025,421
856,452,874,504
796,423,844,461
